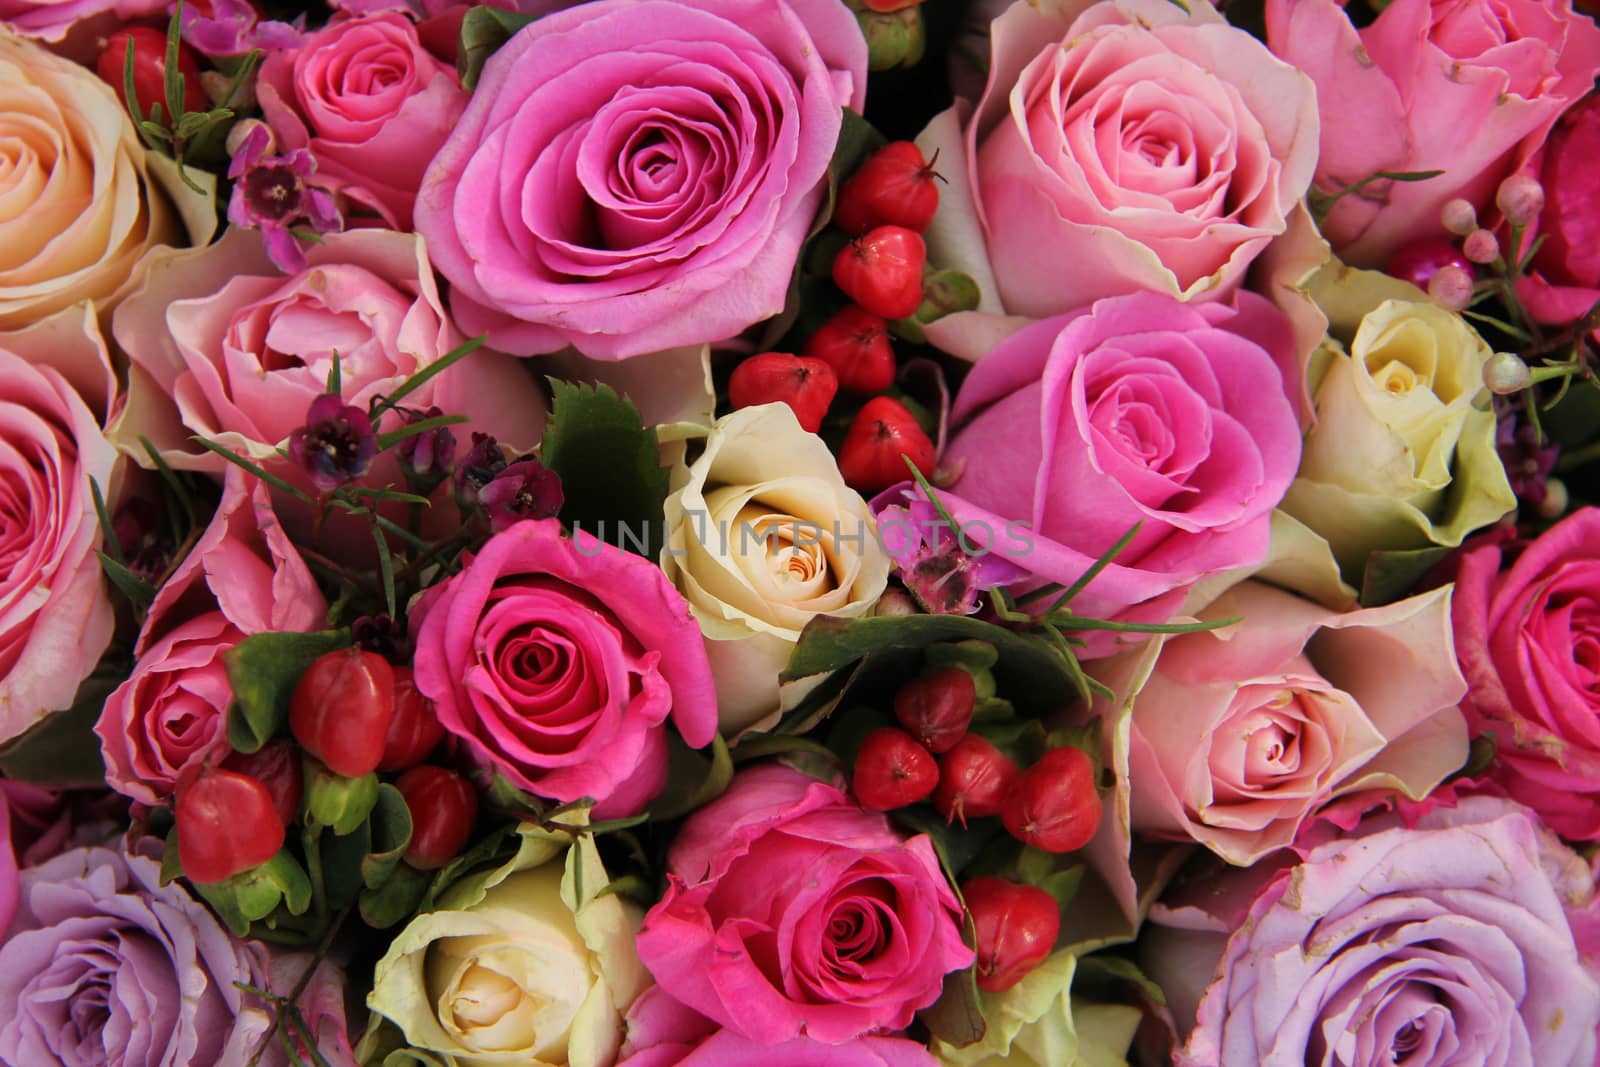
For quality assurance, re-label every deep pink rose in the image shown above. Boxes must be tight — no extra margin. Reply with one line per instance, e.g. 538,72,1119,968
257,13,468,230
1266,0,1600,268
0,0,163,41
96,469,325,805
412,519,717,817
930,292,1301,655
1516,93,1600,327
918,0,1317,323
635,764,972,1044
0,306,119,744
1452,507,1600,839
415,0,867,359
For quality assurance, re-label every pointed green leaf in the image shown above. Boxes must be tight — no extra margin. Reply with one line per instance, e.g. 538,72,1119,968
541,379,670,559
458,6,537,89
361,783,415,890
223,629,351,753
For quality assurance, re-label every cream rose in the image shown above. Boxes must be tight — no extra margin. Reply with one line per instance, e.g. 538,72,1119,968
0,31,208,329
368,826,648,1067
660,403,890,735
1282,285,1516,576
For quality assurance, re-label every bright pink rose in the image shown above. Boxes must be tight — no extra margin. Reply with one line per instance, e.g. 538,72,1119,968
932,292,1302,655
96,470,325,805
0,0,163,41
918,0,1317,321
1266,0,1600,268
412,519,717,817
1453,507,1600,839
415,0,867,360
0,306,118,745
635,764,972,1045
1516,93,1600,327
257,13,468,230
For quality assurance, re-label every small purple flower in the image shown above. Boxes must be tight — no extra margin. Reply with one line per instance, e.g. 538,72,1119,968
179,0,304,58
1496,410,1560,505
287,394,376,492
479,458,564,532
872,484,1028,615
453,432,507,510
226,122,342,273
396,405,457,493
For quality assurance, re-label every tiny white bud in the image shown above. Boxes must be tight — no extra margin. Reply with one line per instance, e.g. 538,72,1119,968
1428,264,1475,310
1496,174,1545,226
1538,478,1569,520
1483,352,1531,395
1440,198,1478,236
874,589,919,617
1463,228,1500,264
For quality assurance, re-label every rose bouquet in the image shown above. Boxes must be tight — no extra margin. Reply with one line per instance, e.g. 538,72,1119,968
0,0,1598,1064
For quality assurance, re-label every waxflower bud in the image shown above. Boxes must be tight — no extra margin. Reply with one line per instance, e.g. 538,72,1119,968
1427,263,1475,310
1538,477,1569,519
1483,352,1532,395
1496,174,1546,226
478,457,564,533
1441,198,1478,236
287,393,376,493
1463,229,1500,264
396,404,457,493
453,432,507,511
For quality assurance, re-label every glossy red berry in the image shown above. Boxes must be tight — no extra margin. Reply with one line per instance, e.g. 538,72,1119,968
838,396,937,495
289,648,396,779
96,27,208,121
395,765,479,870
894,668,976,753
835,141,941,236
728,352,839,434
852,726,938,811
804,304,897,394
832,225,926,320
222,739,304,827
379,666,445,772
962,876,1061,992
1002,746,1102,854
934,734,1020,827
176,768,285,884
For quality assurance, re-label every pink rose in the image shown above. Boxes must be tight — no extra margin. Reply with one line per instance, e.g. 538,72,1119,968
96,469,325,805
1453,508,1600,839
0,0,163,42
1266,0,1600,268
412,519,717,817
635,764,972,1044
918,0,1316,324
110,227,545,475
257,13,468,230
0,305,119,744
926,292,1301,654
415,0,867,359
1516,93,1600,326
1107,581,1468,865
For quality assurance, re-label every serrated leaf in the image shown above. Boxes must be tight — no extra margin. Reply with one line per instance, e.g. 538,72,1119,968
361,784,414,890
458,6,537,89
223,630,351,753
541,379,669,559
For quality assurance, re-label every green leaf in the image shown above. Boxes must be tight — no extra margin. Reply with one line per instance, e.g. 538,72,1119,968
97,550,156,609
1358,544,1453,607
374,335,486,415
326,351,342,397
891,804,1003,876
223,629,351,753
647,733,733,822
814,108,886,238
919,951,986,1048
191,437,313,502
541,379,670,559
361,783,415,890
1039,865,1085,912
138,435,199,534
375,412,468,452
372,527,397,620
1072,954,1168,1007
457,6,537,90
0,671,116,785
359,863,430,929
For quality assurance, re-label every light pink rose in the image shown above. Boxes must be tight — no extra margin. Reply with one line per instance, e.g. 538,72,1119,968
412,519,718,817
0,0,163,43
415,0,867,359
917,0,1317,325
96,469,325,805
257,13,468,230
1111,581,1468,865
0,305,118,745
110,226,545,475
635,764,972,1045
926,292,1302,655
1266,0,1600,268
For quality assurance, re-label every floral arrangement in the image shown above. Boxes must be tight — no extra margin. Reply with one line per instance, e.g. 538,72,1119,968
0,0,1598,1064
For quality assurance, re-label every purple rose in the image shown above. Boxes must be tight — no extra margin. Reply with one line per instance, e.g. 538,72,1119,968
1147,797,1600,1066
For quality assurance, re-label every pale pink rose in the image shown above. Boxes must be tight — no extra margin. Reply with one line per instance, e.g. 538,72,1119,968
415,0,867,359
1114,581,1469,865
917,0,1317,326
0,0,163,41
96,469,325,805
257,13,468,230
1266,0,1600,268
0,306,118,745
109,226,545,475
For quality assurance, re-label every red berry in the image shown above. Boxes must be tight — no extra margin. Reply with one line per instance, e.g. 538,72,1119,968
728,352,839,434
894,668,976,753
835,141,941,236
96,27,208,121
962,876,1061,992
852,726,938,811
1002,746,1102,854
838,396,937,495
934,734,1020,827
804,305,897,394
222,739,304,827
176,768,285,884
379,666,445,772
395,765,479,870
832,225,926,320
289,648,396,779
860,0,923,10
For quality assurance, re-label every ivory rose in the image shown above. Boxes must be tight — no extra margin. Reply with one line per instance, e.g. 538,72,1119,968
661,403,890,735
917,0,1317,325
415,0,867,359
